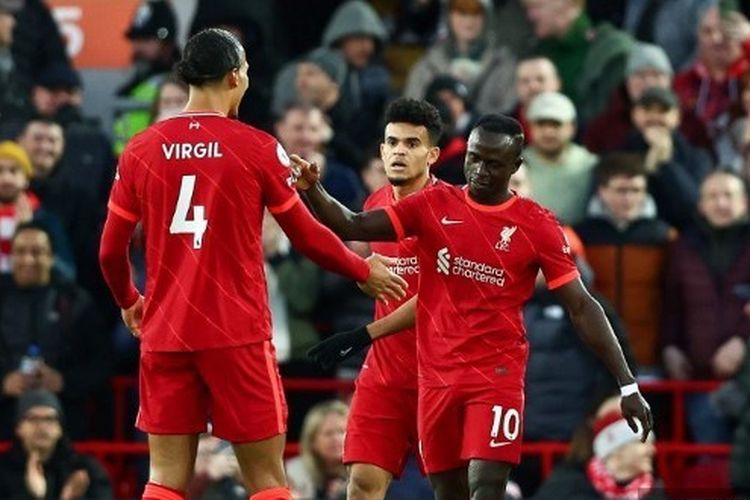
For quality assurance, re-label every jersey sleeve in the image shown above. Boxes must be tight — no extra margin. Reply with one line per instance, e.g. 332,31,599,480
383,189,427,240
107,149,140,222
534,212,580,290
259,140,300,215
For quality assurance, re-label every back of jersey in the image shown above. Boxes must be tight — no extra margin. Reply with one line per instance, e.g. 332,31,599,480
108,112,299,352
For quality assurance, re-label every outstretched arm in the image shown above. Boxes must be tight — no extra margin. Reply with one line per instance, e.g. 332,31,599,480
554,278,653,440
308,295,417,369
273,199,407,301
291,154,397,241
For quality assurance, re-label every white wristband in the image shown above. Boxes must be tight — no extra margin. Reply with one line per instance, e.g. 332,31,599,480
620,383,639,397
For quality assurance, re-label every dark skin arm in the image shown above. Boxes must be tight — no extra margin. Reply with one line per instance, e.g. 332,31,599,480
554,277,653,441
291,154,397,241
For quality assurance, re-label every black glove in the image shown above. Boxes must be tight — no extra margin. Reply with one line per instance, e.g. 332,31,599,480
307,326,372,370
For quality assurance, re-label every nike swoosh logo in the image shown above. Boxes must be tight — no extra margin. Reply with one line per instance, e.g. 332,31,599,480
489,440,511,448
339,347,353,357
441,216,463,225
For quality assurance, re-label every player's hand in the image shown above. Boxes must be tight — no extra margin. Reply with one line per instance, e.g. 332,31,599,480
289,154,321,191
364,254,408,303
307,326,372,370
621,393,653,443
121,295,145,338
61,470,90,500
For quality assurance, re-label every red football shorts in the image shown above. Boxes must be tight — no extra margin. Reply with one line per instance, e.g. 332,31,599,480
418,384,524,474
343,382,420,477
137,340,287,442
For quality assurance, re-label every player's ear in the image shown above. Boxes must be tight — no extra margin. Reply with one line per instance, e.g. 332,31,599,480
379,142,385,161
227,67,240,89
426,146,440,167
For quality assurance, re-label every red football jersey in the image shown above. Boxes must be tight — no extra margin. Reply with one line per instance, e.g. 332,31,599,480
360,177,443,390
385,184,579,388
108,112,300,352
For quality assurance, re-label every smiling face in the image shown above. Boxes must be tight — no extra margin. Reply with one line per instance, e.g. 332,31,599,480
464,127,523,203
379,122,439,187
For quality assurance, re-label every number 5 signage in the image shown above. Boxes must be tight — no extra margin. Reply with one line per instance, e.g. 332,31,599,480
45,0,141,69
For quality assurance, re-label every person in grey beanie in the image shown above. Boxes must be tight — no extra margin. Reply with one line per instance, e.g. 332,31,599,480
0,389,112,499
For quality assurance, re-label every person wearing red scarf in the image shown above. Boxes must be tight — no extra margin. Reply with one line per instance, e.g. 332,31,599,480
535,402,661,500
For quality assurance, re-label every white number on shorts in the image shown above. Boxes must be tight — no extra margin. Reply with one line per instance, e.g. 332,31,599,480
170,175,208,249
490,405,520,441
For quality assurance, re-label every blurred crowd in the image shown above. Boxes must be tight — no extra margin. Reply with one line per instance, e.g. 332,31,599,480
2,0,750,497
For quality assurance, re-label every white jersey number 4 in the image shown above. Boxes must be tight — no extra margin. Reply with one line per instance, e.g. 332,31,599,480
170,175,208,249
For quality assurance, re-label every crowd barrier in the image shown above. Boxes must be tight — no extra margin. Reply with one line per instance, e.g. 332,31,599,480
40,377,733,497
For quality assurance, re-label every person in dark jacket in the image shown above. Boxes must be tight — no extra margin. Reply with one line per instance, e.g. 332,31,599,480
623,86,713,229
0,222,111,439
9,0,69,85
321,0,392,158
0,0,32,135
663,169,750,443
0,389,112,499
534,398,662,500
576,153,676,371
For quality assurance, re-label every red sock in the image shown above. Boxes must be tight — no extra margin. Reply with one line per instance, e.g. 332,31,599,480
249,486,292,500
142,482,186,500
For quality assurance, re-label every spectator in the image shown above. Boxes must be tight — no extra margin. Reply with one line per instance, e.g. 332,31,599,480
674,4,750,139
275,102,363,209
150,73,188,123
262,209,321,363
18,116,113,289
717,70,750,170
392,0,441,44
0,390,112,499
113,0,179,155
625,86,713,229
322,0,391,155
429,96,468,185
524,0,634,123
272,49,346,119
0,0,30,133
0,141,72,275
403,0,517,115
285,400,348,500
576,154,676,372
623,0,715,71
189,0,275,128
425,74,478,139
0,223,110,439
584,42,713,154
534,398,660,500
663,170,750,442
29,62,85,128
360,155,387,194
188,433,246,500
9,0,69,84
510,56,561,141
523,91,598,225
273,48,369,169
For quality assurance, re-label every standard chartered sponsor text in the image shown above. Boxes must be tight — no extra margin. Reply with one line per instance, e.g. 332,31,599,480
389,256,419,276
452,255,505,286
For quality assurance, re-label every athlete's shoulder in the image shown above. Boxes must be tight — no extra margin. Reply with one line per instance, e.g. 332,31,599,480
513,195,559,224
364,185,392,210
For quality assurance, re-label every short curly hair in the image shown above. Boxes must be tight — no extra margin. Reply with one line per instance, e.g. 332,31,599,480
384,98,443,145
